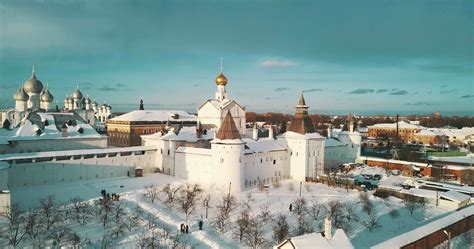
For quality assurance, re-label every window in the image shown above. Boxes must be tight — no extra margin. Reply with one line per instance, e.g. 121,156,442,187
167,149,170,155
273,160,276,165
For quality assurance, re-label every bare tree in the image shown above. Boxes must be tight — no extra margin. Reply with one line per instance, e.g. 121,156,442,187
39,195,59,230
418,197,427,212
94,198,114,228
293,197,307,216
243,219,267,249
403,194,418,215
258,202,273,223
178,184,202,222
326,200,344,229
389,208,399,219
272,214,289,243
70,198,92,226
360,212,380,231
233,204,251,242
214,194,236,234
202,193,211,219
124,204,144,232
1,204,27,247
70,233,90,249
24,210,41,241
47,225,73,247
145,213,158,229
344,201,358,223
143,185,160,203
295,213,313,236
359,192,374,216
113,200,127,224
307,200,324,221
162,184,182,207
304,184,312,192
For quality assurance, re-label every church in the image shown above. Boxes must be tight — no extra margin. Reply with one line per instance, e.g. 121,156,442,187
142,68,362,193
0,67,112,130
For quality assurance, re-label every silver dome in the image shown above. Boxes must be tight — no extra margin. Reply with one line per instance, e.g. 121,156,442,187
23,68,44,94
85,97,91,103
72,88,83,99
14,87,29,101
40,89,54,102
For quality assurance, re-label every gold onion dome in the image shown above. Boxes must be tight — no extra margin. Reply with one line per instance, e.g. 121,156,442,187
215,72,228,86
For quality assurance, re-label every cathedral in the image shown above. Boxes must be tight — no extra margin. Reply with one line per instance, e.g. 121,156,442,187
0,67,112,129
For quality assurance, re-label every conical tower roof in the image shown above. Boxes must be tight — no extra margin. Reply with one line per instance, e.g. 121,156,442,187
297,93,307,106
287,93,315,134
216,112,241,140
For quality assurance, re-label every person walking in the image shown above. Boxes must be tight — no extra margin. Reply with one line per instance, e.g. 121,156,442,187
289,203,293,212
198,220,203,230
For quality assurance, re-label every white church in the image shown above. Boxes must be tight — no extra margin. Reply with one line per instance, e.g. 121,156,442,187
141,69,362,193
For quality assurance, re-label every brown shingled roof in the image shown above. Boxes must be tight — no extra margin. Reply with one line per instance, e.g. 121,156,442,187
216,112,241,140
287,93,315,135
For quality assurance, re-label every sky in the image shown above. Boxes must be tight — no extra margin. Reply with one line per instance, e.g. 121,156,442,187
0,0,472,116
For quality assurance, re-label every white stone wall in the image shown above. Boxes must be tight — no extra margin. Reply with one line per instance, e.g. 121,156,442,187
0,137,108,154
307,139,325,178
338,132,362,163
175,149,213,184
7,151,156,188
324,144,348,172
243,150,288,188
211,143,245,193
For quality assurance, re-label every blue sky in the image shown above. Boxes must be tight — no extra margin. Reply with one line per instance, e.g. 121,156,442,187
0,0,472,115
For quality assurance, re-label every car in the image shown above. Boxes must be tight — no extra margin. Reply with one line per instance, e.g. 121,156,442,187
373,174,382,180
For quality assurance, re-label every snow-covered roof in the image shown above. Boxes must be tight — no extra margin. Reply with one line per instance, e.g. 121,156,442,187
401,188,438,199
0,112,103,144
175,147,212,155
415,129,444,136
439,190,470,203
243,138,287,153
142,126,216,142
427,154,474,165
369,121,425,129
359,156,431,168
278,131,325,140
0,146,155,161
109,110,197,122
325,137,346,147
198,98,244,111
275,229,353,249
373,205,474,249
416,179,474,194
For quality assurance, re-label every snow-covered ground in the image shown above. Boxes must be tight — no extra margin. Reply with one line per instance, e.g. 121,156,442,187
2,173,467,248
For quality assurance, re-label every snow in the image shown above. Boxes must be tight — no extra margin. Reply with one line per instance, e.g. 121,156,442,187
279,229,354,249
372,205,474,249
142,126,216,142
324,137,346,147
348,166,387,178
278,131,325,140
243,138,286,153
3,172,457,248
369,121,425,129
109,110,197,122
176,147,212,155
415,179,474,195
439,191,470,203
427,154,474,165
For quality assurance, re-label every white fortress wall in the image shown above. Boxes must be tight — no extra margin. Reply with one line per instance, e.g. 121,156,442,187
243,150,288,188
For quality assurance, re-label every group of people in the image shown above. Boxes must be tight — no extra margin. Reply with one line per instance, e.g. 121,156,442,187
100,189,120,201
179,220,204,234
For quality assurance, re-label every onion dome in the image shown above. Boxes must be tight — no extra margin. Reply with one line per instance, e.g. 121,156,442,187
72,88,83,99
40,89,54,102
92,100,98,106
14,87,29,101
67,95,73,103
85,96,91,103
215,72,228,86
23,67,44,94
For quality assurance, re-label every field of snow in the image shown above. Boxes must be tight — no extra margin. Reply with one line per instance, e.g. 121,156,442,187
1,173,464,248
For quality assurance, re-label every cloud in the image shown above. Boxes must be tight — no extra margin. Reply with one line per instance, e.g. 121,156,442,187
348,88,374,94
404,101,438,106
461,95,474,98
440,89,457,94
376,89,388,93
260,59,297,68
390,90,408,95
303,88,324,92
274,87,290,92
97,86,118,91
440,85,448,88
428,91,432,94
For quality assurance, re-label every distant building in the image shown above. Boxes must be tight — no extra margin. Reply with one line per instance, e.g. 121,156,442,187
367,121,425,143
106,107,197,147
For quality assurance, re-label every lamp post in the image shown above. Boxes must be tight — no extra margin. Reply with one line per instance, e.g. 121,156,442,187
443,230,451,249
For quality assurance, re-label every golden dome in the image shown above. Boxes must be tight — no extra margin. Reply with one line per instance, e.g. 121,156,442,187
215,72,228,86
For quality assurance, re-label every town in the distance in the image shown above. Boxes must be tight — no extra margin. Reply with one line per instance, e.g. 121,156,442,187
0,67,472,248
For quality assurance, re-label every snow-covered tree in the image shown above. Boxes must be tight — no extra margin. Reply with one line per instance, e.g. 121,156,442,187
273,214,289,243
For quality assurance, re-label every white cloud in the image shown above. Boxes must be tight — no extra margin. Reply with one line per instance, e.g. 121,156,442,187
259,59,297,68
